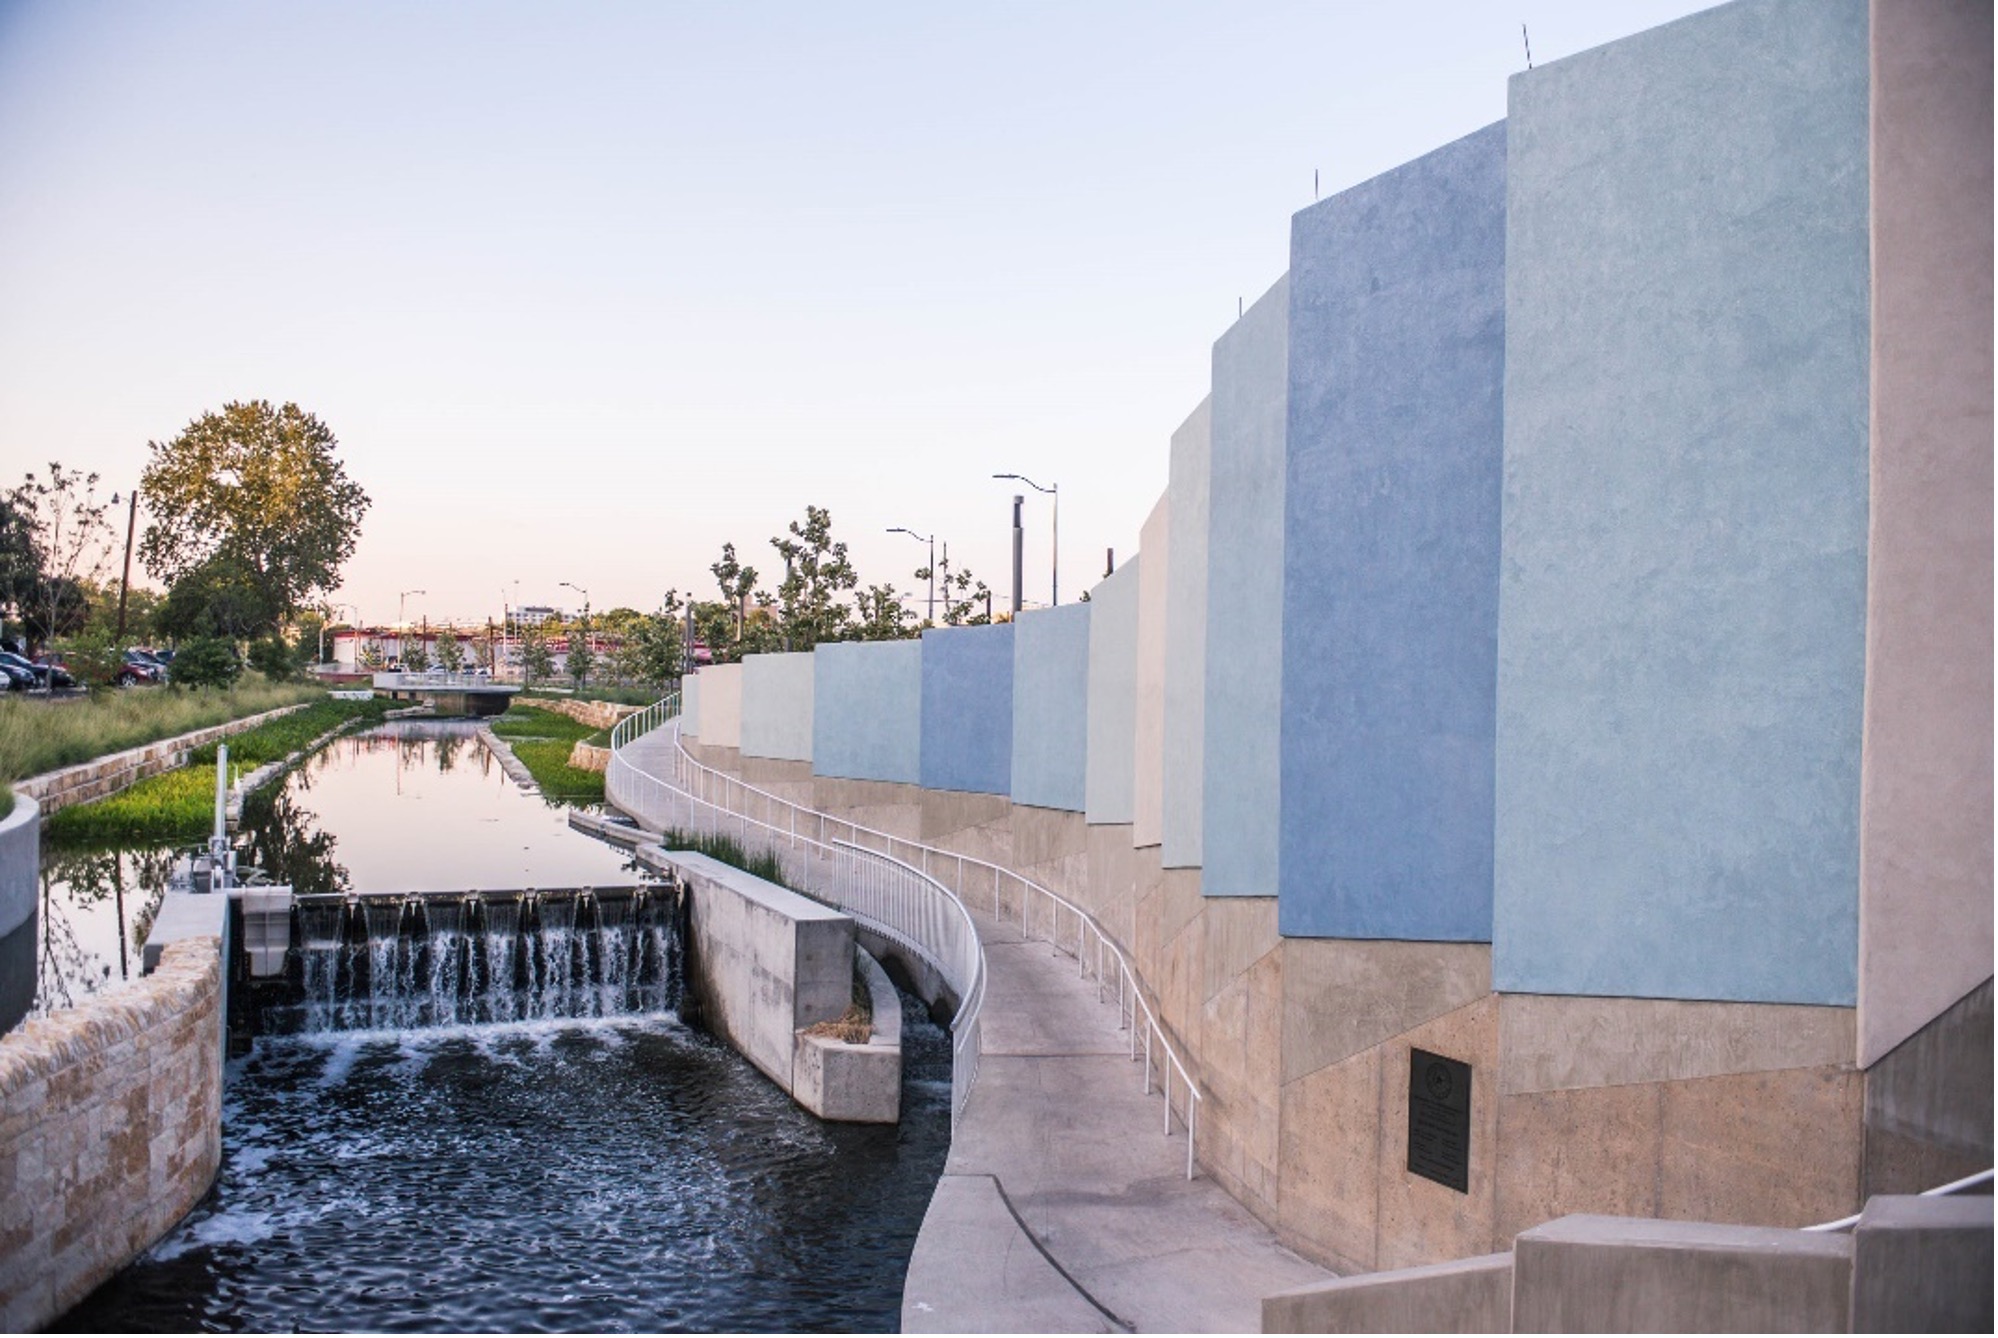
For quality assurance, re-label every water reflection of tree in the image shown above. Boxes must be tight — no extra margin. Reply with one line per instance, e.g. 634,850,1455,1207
34,845,174,1012
240,786,349,897
435,733,462,773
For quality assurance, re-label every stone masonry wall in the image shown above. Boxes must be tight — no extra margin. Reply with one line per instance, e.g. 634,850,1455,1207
521,695,641,731
13,704,310,815
0,938,224,1330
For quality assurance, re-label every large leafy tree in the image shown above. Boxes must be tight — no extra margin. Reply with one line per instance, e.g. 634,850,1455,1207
139,401,370,634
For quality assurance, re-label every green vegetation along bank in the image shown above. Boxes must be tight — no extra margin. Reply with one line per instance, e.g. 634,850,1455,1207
45,695,393,846
486,705,607,806
0,678,326,783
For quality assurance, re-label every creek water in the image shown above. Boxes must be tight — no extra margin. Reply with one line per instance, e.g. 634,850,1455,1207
44,721,952,1333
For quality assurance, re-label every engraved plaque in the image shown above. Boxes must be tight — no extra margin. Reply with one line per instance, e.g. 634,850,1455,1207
1407,1048,1471,1193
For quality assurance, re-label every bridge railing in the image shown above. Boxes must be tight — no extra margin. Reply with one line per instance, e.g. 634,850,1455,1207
371,671,514,691
609,692,1200,1177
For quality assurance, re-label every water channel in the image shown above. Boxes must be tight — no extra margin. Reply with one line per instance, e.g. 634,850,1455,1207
38,720,952,1332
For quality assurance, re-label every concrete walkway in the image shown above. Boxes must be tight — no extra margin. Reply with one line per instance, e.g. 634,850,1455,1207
608,728,1333,1331
900,909,1331,1333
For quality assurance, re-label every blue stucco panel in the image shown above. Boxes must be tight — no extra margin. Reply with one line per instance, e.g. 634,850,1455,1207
1493,0,1870,1004
1278,122,1507,942
1162,399,1211,870
1086,557,1141,825
1202,276,1289,897
811,639,922,785
919,623,1014,796
1010,604,1090,812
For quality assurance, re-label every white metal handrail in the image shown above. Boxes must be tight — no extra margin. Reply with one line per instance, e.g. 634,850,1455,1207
607,691,985,1124
1799,1168,1994,1233
610,691,1202,1179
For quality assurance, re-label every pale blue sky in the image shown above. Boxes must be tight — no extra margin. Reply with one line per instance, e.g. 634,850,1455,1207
0,1,1718,628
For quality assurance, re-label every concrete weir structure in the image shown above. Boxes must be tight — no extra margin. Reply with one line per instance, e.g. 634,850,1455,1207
670,0,1988,1318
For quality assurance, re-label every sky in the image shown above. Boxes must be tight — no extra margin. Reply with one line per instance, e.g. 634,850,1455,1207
0,0,1721,629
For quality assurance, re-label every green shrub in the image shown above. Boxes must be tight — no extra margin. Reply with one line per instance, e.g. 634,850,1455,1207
247,635,298,681
171,637,242,689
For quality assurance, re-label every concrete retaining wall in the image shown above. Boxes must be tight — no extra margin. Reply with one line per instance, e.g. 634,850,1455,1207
0,938,224,1331
655,848,898,1122
0,796,39,1035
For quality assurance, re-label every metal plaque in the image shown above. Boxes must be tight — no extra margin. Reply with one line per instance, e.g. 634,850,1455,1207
1407,1048,1472,1193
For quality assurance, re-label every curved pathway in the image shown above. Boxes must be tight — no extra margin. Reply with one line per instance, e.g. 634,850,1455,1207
900,906,1330,1333
610,724,1332,1331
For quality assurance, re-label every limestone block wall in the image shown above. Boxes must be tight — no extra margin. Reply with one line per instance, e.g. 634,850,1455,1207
0,939,223,1331
1161,398,1210,871
918,624,1012,797
1493,0,1872,1005
1008,605,1089,813
1278,121,1506,941
812,640,922,784
1083,557,1139,826
13,703,309,815
523,696,640,731
1202,279,1287,899
739,652,815,763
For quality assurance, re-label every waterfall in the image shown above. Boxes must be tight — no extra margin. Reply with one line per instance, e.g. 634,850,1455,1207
267,887,679,1035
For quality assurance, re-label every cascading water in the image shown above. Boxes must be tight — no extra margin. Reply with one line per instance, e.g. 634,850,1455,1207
264,886,680,1034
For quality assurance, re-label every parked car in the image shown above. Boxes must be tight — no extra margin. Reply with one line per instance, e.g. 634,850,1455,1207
118,650,165,686
0,659,33,692
0,650,74,691
33,656,77,690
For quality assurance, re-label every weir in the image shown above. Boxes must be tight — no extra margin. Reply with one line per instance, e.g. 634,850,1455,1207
243,886,682,1036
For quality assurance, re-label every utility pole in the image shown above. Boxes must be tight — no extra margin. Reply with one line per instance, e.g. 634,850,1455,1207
114,488,138,641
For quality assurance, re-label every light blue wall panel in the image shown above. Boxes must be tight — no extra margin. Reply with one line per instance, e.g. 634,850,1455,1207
740,652,815,762
1279,123,1507,941
1085,557,1141,825
1162,399,1211,869
1494,0,1870,1004
1202,276,1289,897
811,639,922,784
919,624,1014,796
1010,604,1090,812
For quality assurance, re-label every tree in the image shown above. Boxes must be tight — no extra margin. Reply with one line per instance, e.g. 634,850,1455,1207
566,609,595,687
8,464,114,651
852,583,915,641
291,610,327,666
710,543,761,649
0,495,38,642
434,628,463,673
770,504,857,650
154,553,279,642
402,637,430,673
520,624,553,685
138,401,370,633
917,545,993,626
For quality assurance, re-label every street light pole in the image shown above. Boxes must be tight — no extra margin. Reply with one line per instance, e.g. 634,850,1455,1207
559,581,592,651
993,473,1057,606
887,527,935,625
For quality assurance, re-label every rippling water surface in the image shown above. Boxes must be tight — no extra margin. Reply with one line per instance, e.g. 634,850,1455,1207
51,723,953,1333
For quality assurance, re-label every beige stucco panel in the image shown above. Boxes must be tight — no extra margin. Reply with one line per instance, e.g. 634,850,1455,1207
1277,1045,1383,1274
1281,939,1491,1085
698,663,744,749
1657,1066,1862,1227
1858,0,1995,1066
1498,994,1855,1094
